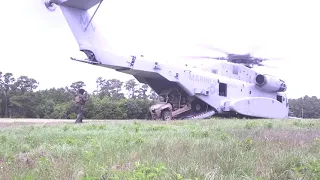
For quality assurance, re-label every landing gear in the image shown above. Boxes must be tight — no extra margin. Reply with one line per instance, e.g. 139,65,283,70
161,110,172,121
191,99,206,113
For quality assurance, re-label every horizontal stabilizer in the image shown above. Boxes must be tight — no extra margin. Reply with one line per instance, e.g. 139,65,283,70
71,57,101,65
52,0,102,10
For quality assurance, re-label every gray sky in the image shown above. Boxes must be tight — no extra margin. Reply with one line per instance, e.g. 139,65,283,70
0,0,318,98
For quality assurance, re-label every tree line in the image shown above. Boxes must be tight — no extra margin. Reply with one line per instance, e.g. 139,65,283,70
0,71,318,119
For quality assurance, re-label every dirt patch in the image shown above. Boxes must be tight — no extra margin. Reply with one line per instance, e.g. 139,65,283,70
0,118,141,128
0,119,74,128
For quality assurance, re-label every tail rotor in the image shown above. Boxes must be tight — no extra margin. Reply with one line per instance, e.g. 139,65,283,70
43,0,57,11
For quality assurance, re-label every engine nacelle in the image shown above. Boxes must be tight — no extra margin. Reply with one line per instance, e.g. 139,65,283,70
255,74,287,92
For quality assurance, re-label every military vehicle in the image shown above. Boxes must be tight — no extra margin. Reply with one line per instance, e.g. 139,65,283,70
43,0,289,120
147,88,194,120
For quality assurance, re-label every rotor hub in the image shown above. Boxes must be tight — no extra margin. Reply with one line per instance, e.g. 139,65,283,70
43,0,57,11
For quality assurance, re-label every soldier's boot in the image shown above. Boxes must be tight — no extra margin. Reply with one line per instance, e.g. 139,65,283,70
79,115,83,123
75,113,83,123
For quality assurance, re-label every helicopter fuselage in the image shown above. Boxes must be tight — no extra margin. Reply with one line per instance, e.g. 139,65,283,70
44,0,289,119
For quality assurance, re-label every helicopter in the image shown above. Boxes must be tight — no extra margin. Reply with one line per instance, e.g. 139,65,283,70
42,0,289,120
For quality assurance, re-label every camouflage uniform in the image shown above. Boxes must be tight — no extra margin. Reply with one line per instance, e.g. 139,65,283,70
75,89,88,123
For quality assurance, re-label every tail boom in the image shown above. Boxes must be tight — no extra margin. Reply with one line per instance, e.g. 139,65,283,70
46,0,112,65
48,0,102,10
44,0,166,74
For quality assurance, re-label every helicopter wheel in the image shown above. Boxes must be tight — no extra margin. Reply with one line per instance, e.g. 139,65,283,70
191,99,206,113
161,109,172,121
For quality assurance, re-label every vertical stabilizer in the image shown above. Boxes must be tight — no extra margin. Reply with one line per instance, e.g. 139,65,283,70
47,0,106,61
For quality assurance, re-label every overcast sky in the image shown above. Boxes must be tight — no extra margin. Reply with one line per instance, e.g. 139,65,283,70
0,0,318,98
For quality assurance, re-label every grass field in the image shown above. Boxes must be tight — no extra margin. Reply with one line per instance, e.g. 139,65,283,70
0,118,320,180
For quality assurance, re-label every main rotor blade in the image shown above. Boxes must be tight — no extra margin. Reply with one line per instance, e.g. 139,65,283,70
181,55,226,60
196,43,230,55
258,61,282,69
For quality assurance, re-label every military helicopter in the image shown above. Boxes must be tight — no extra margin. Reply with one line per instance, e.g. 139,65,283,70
42,0,289,120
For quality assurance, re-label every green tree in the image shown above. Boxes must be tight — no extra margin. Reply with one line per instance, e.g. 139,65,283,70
70,81,86,93
149,88,159,102
107,79,125,100
124,79,139,99
137,84,149,99
0,73,15,117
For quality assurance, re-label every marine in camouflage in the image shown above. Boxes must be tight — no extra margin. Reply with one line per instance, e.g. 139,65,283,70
75,88,89,123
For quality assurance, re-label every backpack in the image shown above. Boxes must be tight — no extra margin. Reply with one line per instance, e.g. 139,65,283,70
75,95,83,105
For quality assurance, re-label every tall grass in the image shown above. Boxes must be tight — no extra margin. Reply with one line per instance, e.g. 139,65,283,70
0,118,320,179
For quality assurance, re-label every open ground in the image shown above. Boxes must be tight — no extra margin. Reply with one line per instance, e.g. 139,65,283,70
1,118,320,180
